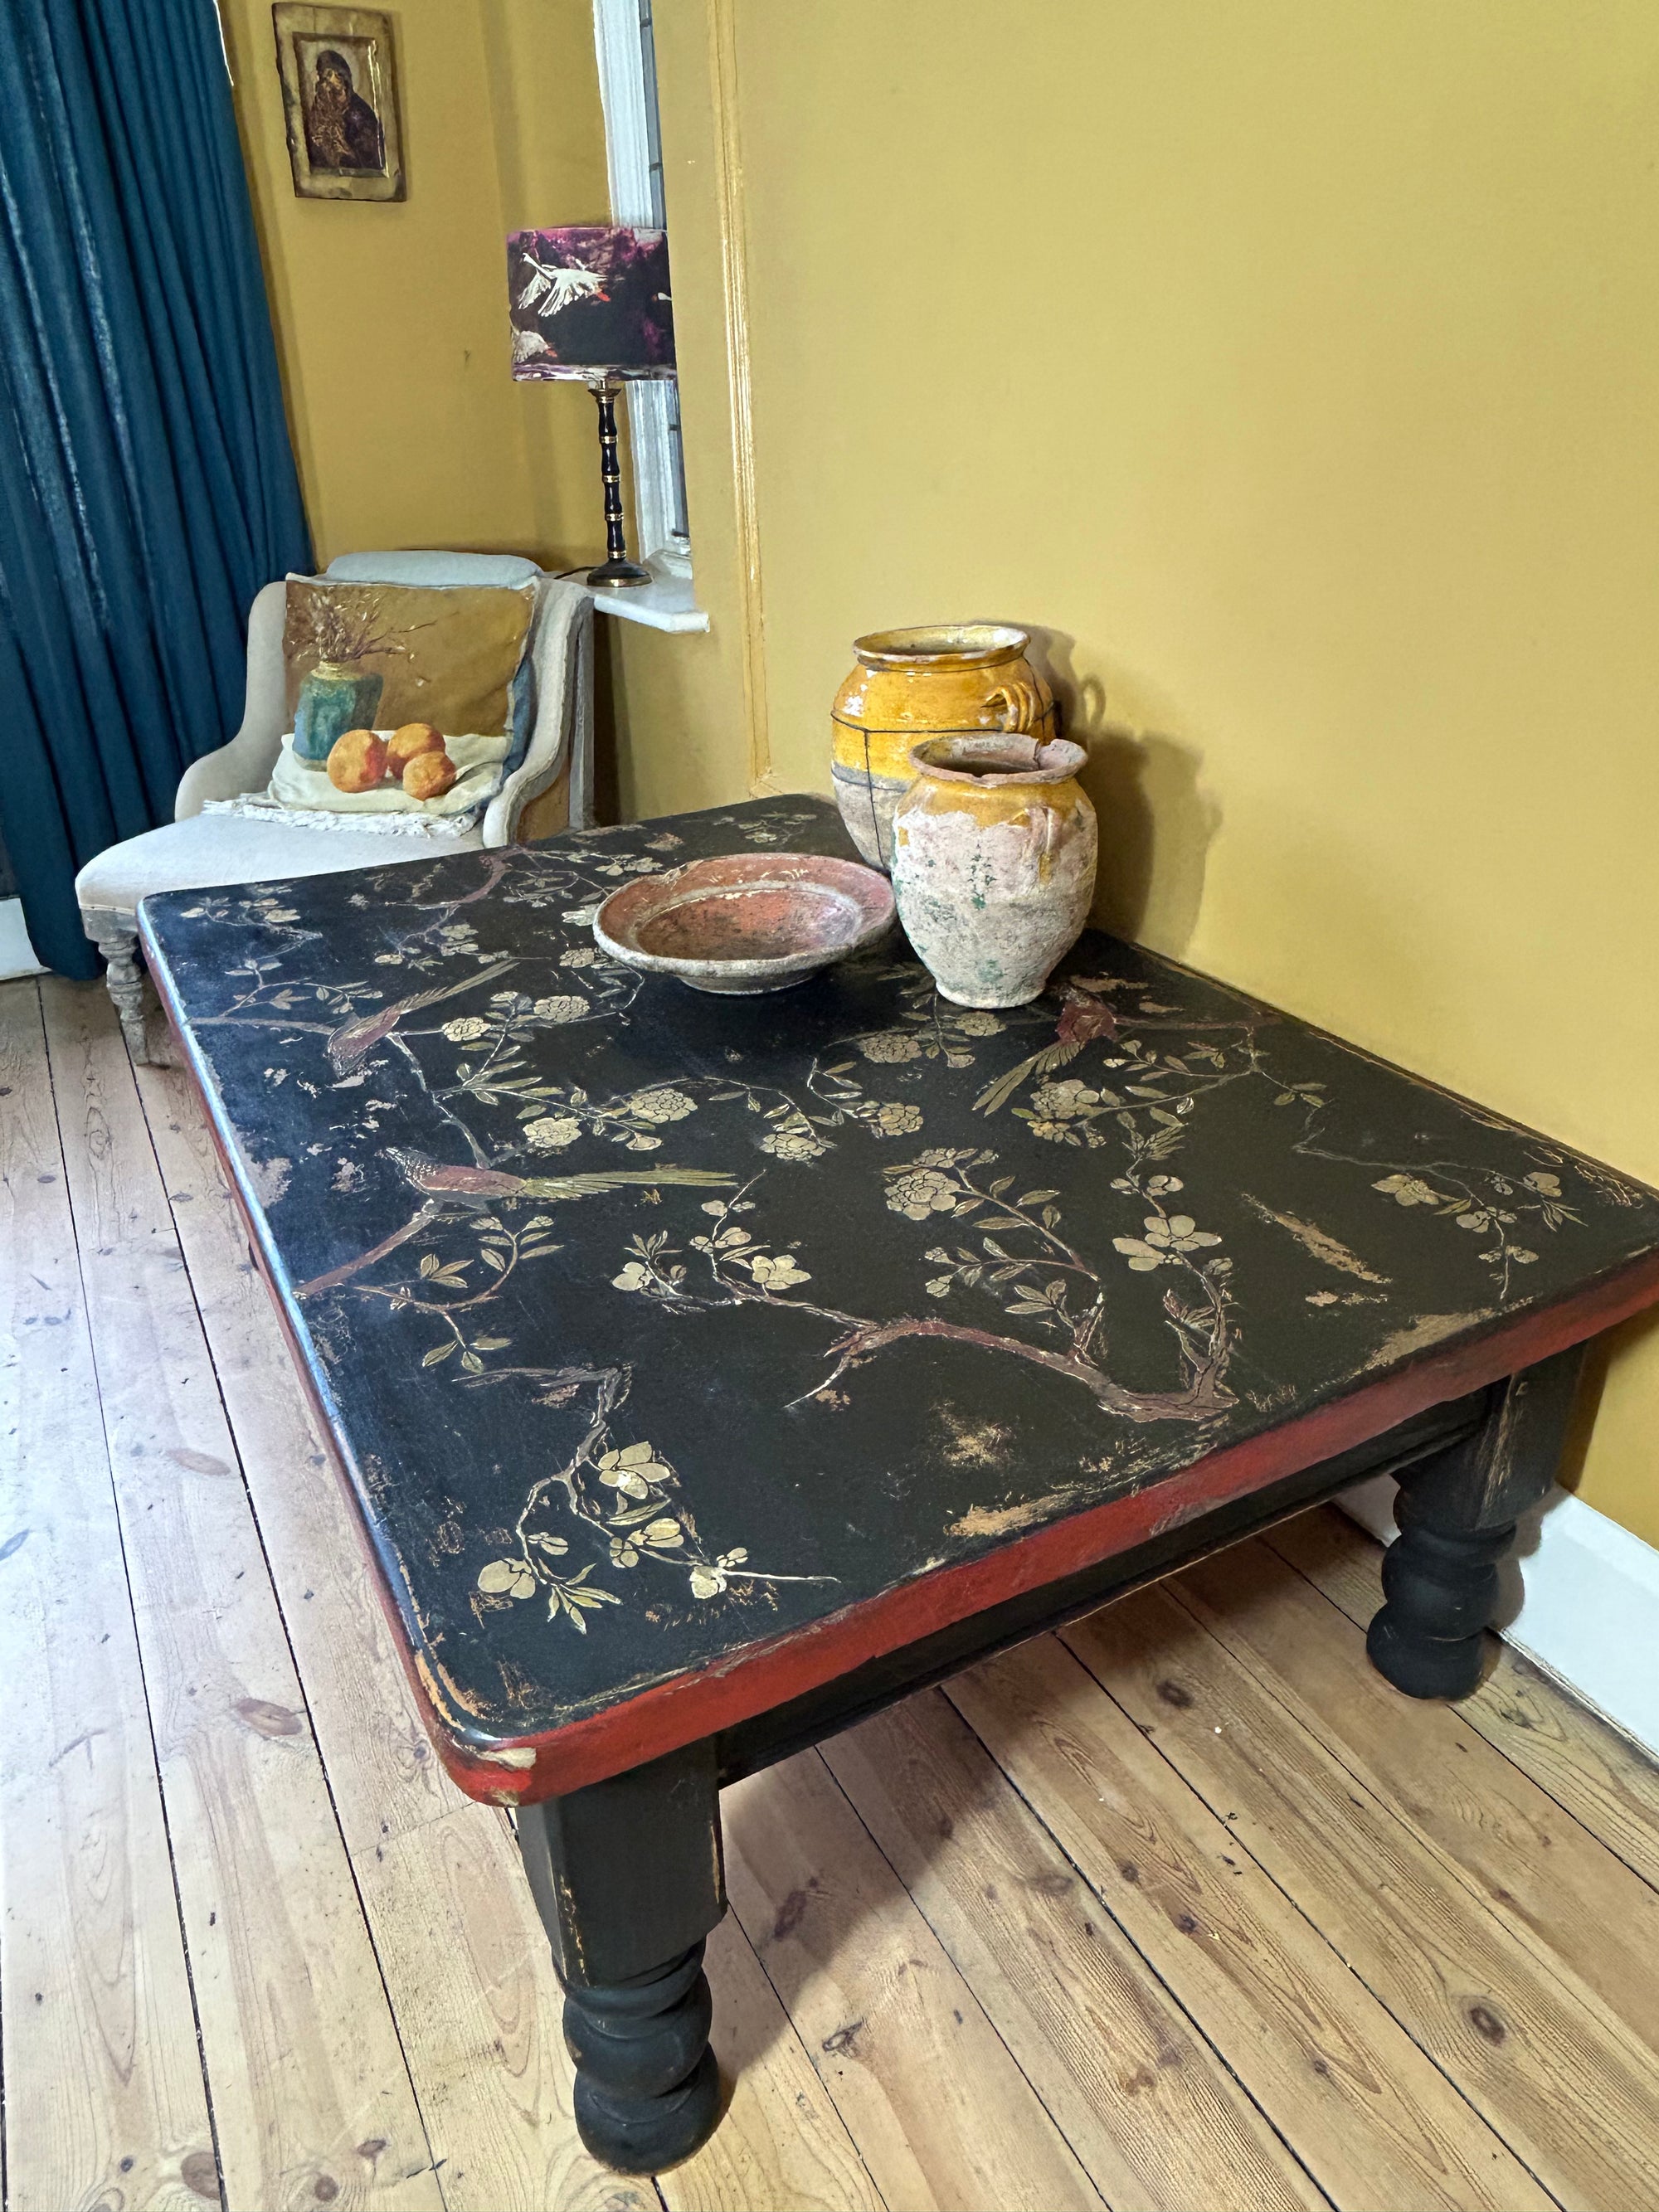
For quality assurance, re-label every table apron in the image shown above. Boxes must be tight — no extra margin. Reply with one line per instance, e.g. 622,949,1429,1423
714,1387,1488,1782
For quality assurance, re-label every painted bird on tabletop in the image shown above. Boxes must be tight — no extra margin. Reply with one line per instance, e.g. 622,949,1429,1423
326,959,518,1075
296,1151,738,1300
975,980,1121,1115
387,1150,736,1203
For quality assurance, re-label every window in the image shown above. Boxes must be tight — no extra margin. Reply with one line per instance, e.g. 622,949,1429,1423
593,0,691,575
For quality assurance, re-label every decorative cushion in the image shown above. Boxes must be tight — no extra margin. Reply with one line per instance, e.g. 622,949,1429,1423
75,809,482,919
279,576,538,810
283,576,535,739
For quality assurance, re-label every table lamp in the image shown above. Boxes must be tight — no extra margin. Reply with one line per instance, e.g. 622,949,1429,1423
508,225,677,589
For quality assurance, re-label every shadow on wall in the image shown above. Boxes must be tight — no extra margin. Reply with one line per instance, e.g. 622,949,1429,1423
1025,626,1220,959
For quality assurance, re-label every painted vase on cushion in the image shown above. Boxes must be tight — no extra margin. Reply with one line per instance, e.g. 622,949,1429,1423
830,624,1057,871
889,733,1096,1008
293,659,386,761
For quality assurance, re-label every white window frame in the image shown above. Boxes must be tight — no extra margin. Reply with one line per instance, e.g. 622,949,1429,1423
593,0,691,578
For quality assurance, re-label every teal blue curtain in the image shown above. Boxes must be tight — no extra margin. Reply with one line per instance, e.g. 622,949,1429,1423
0,0,310,979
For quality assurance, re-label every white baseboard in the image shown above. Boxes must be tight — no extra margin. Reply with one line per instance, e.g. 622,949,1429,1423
1340,1476,1659,1757
0,897,45,980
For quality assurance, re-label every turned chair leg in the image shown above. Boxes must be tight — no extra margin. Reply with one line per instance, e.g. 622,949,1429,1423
1367,1345,1585,1699
516,1741,724,2173
85,914,151,1064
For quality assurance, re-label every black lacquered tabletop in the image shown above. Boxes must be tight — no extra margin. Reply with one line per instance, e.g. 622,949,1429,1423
141,797,1659,1743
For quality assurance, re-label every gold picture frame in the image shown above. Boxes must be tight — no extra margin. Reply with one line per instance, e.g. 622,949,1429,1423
272,4,406,202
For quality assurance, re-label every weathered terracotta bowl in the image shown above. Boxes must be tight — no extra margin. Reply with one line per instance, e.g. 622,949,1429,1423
593,853,896,994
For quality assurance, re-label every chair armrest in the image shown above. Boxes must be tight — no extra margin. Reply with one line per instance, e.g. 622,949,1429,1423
483,581,595,845
175,581,289,819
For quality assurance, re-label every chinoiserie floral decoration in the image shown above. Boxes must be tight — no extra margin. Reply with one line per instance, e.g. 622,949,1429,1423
168,808,1643,1640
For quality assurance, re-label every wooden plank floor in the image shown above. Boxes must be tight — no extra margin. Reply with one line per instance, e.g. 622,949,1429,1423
4,975,1658,2212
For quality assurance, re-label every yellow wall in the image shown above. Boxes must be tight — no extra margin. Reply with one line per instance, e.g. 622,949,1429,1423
635,0,1659,1541
221,0,610,568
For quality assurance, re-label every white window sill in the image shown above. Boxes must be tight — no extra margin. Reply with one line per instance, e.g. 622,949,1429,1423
586,562,709,634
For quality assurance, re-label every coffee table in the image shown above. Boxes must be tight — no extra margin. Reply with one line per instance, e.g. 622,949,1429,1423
139,795,1659,2174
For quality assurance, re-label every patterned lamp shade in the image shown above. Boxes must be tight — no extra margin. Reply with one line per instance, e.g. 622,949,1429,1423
508,226,676,382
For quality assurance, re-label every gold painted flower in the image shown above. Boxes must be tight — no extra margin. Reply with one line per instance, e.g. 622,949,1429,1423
560,946,596,968
534,994,589,1023
596,1441,673,1497
953,1010,1004,1036
1113,1214,1223,1271
690,1547,748,1599
1027,1118,1079,1144
1030,1077,1102,1118
524,1114,582,1150
869,1101,924,1136
859,1031,922,1063
886,1167,960,1220
477,1558,537,1598
749,1252,811,1291
1372,1173,1448,1208
630,1087,696,1124
761,1124,826,1161
442,1016,490,1043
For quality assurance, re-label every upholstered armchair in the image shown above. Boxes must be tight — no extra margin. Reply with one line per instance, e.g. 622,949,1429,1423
75,552,594,1061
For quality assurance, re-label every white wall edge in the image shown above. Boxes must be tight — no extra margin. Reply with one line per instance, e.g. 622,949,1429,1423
1340,1475,1659,1757
0,897,46,980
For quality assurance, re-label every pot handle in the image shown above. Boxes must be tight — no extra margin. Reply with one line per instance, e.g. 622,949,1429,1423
987,679,1039,734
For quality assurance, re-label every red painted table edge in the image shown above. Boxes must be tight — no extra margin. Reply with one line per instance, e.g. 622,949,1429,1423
144,910,1659,1806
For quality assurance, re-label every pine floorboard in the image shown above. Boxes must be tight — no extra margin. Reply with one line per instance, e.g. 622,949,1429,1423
4,976,1658,2212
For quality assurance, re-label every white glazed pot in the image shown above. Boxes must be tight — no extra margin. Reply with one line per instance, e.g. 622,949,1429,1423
889,733,1096,1008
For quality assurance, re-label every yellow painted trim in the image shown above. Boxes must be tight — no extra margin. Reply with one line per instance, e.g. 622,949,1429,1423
706,0,771,794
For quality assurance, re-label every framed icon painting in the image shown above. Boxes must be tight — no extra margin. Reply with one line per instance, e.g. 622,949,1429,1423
273,4,406,202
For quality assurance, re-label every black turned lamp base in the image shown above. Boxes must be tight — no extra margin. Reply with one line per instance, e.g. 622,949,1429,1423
586,379,654,593
586,555,652,589
563,1942,721,2171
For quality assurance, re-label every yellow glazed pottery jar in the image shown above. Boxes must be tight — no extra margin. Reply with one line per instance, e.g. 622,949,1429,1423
889,733,1096,1008
830,623,1057,870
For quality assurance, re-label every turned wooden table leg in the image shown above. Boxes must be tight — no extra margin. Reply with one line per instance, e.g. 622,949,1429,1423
1366,1344,1586,1699
516,1740,724,2173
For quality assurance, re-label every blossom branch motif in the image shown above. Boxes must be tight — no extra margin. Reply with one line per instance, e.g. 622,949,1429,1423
610,1153,1237,1425
461,1362,832,1626
180,809,1640,1647
971,973,1603,1298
